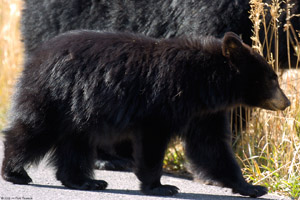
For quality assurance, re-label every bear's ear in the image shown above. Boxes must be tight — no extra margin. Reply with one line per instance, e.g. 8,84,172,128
222,32,243,58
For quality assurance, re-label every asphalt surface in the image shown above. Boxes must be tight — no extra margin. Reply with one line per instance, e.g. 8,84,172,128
0,136,291,200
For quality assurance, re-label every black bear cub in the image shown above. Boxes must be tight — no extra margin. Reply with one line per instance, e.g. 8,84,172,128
1,31,290,197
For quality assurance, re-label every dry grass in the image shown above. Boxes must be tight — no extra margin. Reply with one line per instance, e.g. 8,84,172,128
234,71,300,198
167,0,300,198
0,0,23,129
235,0,300,198
0,0,299,198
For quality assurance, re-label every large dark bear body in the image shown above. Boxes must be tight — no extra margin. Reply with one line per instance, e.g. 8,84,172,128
22,0,252,53
22,0,300,66
1,31,290,197
21,0,299,172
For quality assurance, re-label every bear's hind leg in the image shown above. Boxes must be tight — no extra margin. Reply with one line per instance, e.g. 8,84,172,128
2,120,55,184
133,124,179,196
54,133,107,190
184,112,268,198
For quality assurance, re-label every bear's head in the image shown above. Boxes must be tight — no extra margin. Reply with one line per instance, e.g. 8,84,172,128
222,32,290,111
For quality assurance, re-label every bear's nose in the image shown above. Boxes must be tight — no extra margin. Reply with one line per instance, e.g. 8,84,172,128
285,98,291,108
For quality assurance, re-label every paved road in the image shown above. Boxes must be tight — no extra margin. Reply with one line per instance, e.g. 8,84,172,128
0,137,290,200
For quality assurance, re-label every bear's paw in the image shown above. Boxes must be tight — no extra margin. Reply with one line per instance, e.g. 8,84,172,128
62,179,108,190
232,184,268,198
142,184,179,196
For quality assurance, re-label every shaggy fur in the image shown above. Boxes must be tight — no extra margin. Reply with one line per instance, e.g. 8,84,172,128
20,0,299,174
22,0,300,66
1,31,290,197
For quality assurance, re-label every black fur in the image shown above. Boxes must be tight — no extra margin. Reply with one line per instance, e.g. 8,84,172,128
21,0,300,66
20,0,299,174
1,31,290,197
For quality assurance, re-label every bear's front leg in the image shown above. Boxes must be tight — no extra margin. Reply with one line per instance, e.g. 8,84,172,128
184,112,268,198
132,124,179,196
54,133,107,190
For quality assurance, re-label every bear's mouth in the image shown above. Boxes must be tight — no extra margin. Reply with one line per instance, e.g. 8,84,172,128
260,101,285,111
259,90,291,111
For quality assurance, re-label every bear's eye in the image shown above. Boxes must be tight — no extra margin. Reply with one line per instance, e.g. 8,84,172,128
269,75,278,86
271,74,278,80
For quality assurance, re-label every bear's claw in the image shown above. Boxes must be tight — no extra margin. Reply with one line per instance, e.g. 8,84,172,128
62,179,108,190
2,168,32,185
142,184,179,196
232,184,268,198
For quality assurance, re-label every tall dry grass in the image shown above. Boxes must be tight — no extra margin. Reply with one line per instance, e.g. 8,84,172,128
0,0,23,129
233,0,300,198
166,0,300,198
